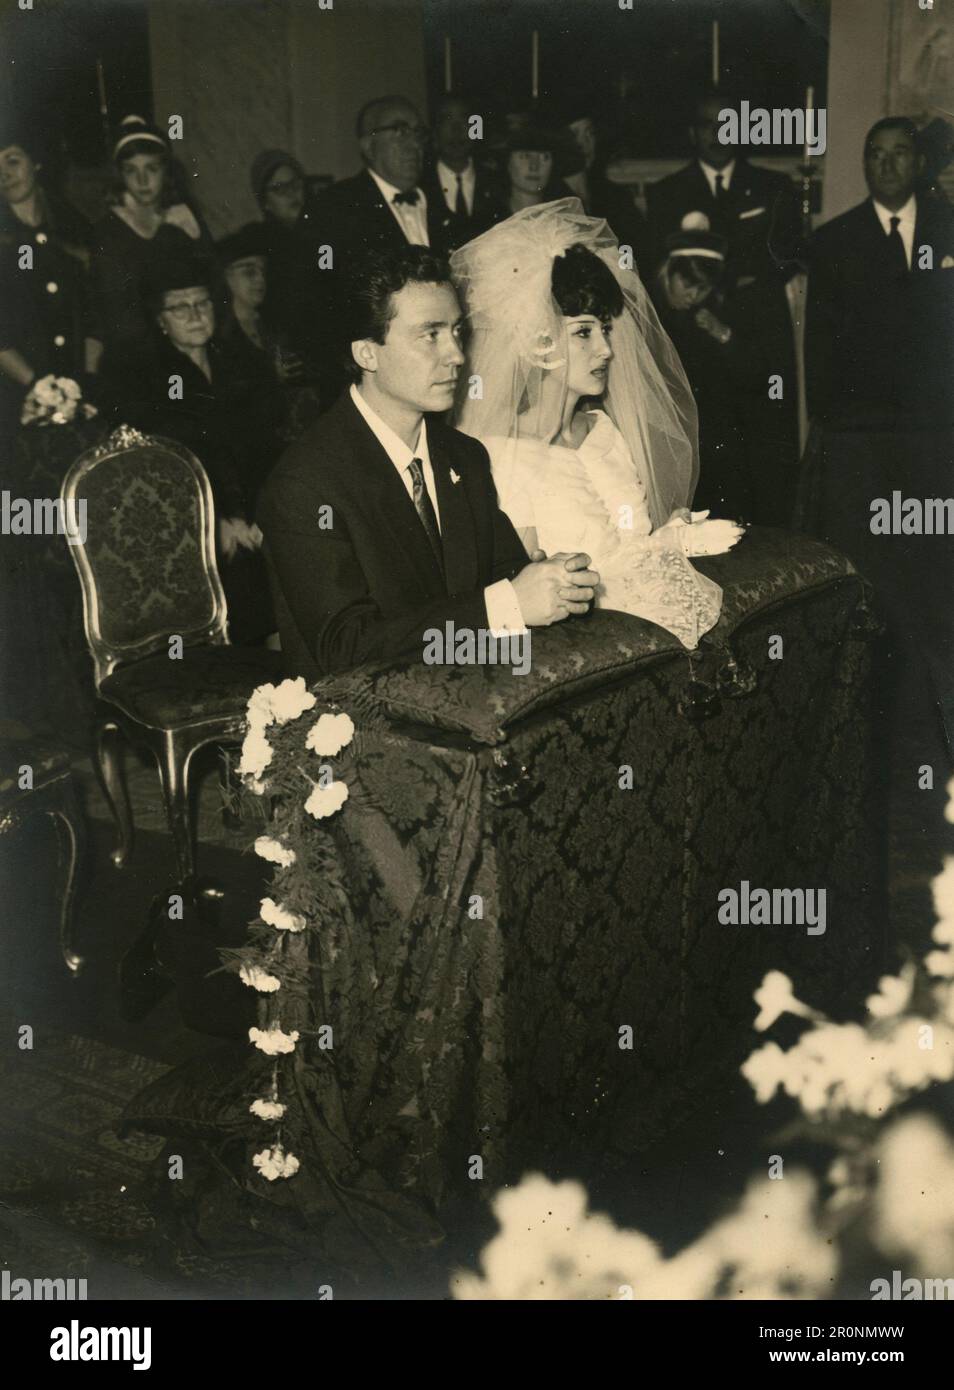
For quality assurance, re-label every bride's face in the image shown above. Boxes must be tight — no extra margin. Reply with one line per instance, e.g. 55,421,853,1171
563,314,614,399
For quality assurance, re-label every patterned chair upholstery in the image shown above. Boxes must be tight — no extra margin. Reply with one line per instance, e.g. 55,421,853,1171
0,720,86,971
61,425,282,888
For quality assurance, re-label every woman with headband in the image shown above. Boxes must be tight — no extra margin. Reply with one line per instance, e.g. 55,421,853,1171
87,115,211,394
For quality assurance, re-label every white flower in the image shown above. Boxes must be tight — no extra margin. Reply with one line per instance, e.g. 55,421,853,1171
932,858,954,938
866,965,915,1019
253,835,296,867
946,775,954,825
238,962,281,993
305,780,348,819
250,1098,286,1121
872,1114,954,1271
249,1025,299,1055
271,677,317,725
925,949,954,979
306,711,355,757
259,897,306,933
252,1145,300,1181
453,1173,661,1300
247,683,277,730
34,374,59,406
752,971,815,1032
740,1040,789,1103
238,726,273,779
50,409,68,425
60,377,81,400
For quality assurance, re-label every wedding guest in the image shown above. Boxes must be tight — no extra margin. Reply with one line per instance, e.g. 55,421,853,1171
654,218,796,524
806,116,954,429
561,104,648,266
250,148,328,363
215,223,326,440
87,116,211,393
421,94,504,253
315,95,448,258
502,125,574,215
122,256,278,644
646,89,800,522
0,127,91,443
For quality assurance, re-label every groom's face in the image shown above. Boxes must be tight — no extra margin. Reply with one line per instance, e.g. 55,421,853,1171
358,280,465,414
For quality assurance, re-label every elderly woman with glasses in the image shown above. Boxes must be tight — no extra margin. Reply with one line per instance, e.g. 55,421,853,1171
120,255,280,643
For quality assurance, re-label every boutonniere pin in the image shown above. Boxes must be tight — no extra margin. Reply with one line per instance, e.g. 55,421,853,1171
450,468,461,484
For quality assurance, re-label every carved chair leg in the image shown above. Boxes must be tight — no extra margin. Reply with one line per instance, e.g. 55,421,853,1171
95,719,133,868
48,787,86,973
157,731,198,890
218,744,242,832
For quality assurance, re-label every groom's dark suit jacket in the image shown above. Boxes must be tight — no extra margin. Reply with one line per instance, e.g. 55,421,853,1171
256,391,528,681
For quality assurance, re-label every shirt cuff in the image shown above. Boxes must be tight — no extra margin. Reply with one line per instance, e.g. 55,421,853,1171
484,578,528,637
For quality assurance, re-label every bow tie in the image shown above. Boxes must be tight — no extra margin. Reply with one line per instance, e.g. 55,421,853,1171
393,188,420,206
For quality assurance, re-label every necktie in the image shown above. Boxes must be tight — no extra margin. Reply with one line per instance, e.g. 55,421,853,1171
454,173,467,218
887,214,908,276
393,188,420,206
407,456,444,574
714,172,727,205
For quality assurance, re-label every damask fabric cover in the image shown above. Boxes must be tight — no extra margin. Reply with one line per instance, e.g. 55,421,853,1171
122,528,881,1279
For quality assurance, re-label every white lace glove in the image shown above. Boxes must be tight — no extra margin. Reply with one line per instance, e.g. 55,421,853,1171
677,510,745,557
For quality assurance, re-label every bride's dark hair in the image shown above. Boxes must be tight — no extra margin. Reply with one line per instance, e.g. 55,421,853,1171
551,242,624,321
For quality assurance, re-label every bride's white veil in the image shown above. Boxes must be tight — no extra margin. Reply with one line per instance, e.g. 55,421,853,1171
451,197,699,531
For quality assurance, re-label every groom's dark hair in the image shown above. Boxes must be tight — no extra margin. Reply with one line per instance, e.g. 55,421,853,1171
343,244,454,381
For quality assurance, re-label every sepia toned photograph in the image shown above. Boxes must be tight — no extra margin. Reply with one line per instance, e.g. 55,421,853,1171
0,0,952,1341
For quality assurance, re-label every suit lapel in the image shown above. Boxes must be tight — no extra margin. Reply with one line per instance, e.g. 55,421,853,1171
336,395,445,591
428,422,479,597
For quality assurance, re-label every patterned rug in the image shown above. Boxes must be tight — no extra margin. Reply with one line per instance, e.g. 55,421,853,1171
0,1025,271,1299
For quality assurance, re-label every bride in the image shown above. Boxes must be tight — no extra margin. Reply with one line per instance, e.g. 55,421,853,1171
451,198,743,649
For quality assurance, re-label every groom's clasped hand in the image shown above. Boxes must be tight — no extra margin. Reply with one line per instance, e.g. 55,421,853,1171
513,550,600,626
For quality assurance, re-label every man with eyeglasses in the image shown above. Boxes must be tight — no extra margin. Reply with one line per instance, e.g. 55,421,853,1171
316,95,450,265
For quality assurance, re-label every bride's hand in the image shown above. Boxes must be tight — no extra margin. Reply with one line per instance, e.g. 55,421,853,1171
680,517,745,556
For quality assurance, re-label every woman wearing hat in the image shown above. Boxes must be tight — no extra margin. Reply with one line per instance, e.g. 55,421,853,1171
250,148,327,366
120,254,278,644
87,116,211,391
215,223,327,440
501,122,576,217
0,129,92,442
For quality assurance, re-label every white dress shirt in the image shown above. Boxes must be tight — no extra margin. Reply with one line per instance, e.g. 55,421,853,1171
699,158,736,198
437,159,476,216
350,386,526,635
367,167,429,246
871,194,916,270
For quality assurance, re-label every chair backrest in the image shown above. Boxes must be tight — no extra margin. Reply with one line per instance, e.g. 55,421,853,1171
61,425,229,687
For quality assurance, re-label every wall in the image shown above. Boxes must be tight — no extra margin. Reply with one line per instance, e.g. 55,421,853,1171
148,0,426,237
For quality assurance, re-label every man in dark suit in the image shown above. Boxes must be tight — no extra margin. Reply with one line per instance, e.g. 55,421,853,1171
645,88,801,526
316,95,448,265
420,94,504,254
806,116,954,430
257,245,598,681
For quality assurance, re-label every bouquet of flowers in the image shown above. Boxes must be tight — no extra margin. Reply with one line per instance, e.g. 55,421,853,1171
20,374,97,427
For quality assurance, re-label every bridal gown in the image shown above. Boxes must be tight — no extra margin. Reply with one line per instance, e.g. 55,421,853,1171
486,410,722,650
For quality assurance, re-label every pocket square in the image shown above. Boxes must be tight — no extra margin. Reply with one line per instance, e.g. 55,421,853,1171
738,206,767,220
450,468,461,484
942,255,954,269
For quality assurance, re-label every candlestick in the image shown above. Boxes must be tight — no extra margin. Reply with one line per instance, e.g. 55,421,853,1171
444,36,452,95
803,84,814,161
531,30,539,100
712,20,720,87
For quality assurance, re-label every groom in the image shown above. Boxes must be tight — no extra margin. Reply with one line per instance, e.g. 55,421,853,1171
258,244,599,680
